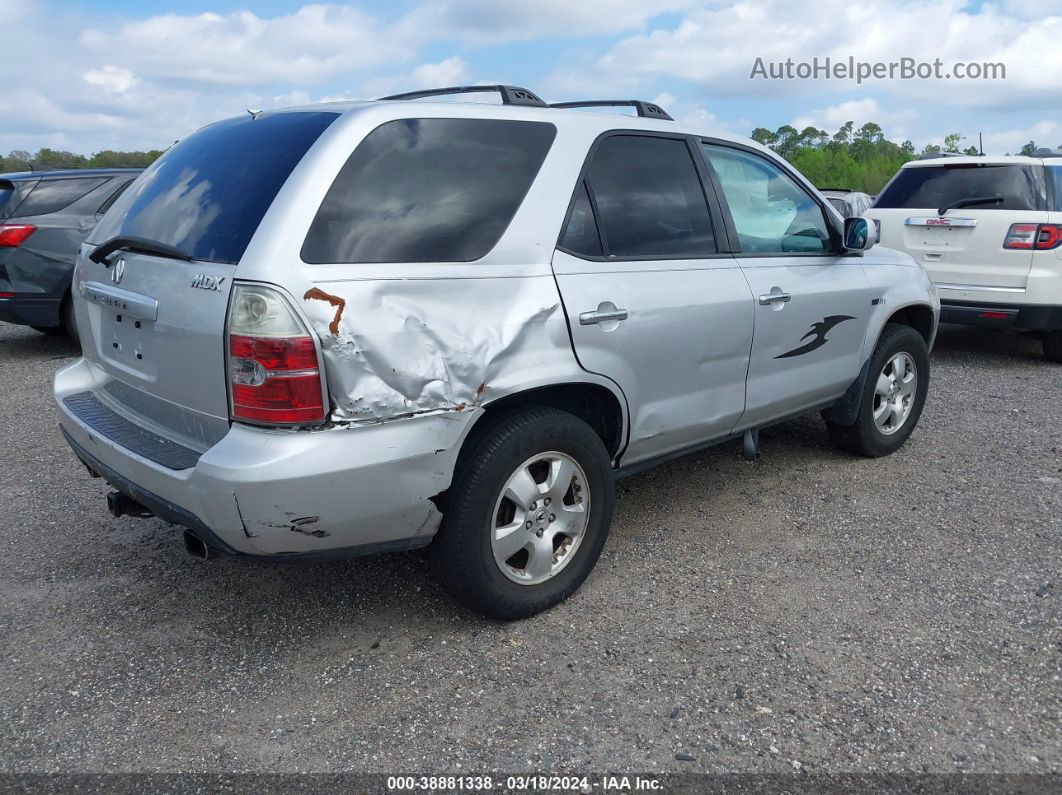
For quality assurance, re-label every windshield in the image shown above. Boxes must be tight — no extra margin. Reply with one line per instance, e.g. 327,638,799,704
93,111,338,265
0,182,13,218
875,164,1046,211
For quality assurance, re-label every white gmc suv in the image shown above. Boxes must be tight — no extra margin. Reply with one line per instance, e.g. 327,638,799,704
868,153,1062,362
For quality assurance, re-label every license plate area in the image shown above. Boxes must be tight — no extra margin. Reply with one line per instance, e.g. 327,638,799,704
100,307,157,379
904,217,977,249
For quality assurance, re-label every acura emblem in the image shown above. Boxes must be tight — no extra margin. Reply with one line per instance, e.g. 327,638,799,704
111,257,125,285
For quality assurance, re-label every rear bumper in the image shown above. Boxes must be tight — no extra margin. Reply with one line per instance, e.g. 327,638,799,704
0,294,62,327
940,300,1062,331
55,357,479,558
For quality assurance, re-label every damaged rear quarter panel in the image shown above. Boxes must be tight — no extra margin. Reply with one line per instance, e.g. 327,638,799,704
301,273,583,422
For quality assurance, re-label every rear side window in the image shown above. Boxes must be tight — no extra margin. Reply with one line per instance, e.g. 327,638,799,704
875,164,1047,211
1050,167,1062,211
13,177,107,217
95,111,338,265
0,182,13,217
96,178,135,215
584,135,715,258
302,118,556,264
559,182,603,257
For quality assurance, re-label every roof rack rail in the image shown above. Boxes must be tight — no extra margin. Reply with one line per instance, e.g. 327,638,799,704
549,100,674,121
918,151,966,160
378,85,547,107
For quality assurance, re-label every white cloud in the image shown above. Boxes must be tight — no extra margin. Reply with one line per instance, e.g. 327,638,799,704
400,0,700,43
981,120,1061,155
80,6,413,86
792,99,917,141
412,56,470,88
82,65,138,94
598,0,1062,108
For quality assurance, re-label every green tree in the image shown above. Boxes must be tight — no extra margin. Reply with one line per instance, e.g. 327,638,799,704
943,133,964,153
1019,141,1038,156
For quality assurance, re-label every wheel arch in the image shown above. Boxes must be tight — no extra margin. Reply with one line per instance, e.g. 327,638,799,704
431,380,627,517
476,381,627,459
883,303,936,346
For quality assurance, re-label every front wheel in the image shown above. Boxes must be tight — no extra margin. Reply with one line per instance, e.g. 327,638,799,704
430,407,615,620
824,323,930,457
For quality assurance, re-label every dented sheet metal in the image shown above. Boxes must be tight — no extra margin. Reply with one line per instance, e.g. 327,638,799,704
301,275,570,421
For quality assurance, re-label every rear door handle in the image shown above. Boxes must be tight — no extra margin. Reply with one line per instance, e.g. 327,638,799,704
758,291,792,306
579,308,629,325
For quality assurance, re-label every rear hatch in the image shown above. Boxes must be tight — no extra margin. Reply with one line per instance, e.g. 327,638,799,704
73,110,338,450
870,161,1048,289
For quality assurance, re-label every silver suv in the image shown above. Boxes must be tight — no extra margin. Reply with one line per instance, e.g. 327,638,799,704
54,86,939,619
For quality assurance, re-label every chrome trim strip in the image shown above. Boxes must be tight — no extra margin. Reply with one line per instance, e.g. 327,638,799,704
80,281,159,321
936,283,1026,294
905,217,978,227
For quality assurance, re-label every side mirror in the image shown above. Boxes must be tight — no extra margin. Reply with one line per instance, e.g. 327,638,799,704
843,217,875,252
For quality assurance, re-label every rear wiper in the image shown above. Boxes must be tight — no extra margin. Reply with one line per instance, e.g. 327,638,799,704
89,235,193,265
937,196,1004,216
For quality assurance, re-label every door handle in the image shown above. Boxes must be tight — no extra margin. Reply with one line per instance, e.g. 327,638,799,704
579,307,629,325
758,291,792,306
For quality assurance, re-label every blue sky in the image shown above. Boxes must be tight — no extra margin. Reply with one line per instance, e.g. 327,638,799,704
1,0,1059,156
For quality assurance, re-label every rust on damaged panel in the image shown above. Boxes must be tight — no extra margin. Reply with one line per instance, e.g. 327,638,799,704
303,287,346,335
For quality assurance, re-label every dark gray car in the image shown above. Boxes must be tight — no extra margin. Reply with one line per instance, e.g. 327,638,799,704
0,169,141,337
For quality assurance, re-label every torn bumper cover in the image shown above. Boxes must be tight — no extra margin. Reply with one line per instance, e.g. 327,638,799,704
56,361,478,557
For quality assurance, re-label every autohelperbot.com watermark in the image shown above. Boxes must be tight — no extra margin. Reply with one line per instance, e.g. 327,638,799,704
750,56,1006,84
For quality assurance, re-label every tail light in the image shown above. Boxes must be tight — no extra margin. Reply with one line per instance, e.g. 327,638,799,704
1004,223,1062,250
227,283,326,426
0,224,36,247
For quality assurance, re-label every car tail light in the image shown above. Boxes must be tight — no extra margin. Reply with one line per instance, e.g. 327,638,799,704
1004,223,1062,250
227,283,326,426
0,292,14,299
0,224,36,247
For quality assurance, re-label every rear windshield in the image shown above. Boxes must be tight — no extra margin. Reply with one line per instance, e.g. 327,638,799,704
875,164,1046,211
301,118,556,263
93,111,338,265
0,182,12,217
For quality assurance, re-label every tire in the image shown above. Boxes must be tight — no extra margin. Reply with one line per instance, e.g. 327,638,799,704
61,295,78,342
1043,330,1062,364
825,323,930,457
31,324,64,336
430,406,615,620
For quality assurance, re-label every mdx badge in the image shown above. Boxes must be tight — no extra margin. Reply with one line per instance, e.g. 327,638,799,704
191,274,226,291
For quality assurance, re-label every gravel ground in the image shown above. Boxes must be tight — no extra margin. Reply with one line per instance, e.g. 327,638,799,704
0,320,1059,778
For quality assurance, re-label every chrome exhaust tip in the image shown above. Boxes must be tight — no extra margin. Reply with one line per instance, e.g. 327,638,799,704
182,530,211,560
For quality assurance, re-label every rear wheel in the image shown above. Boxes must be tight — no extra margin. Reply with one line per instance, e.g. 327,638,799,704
31,324,64,336
825,324,930,457
1043,330,1062,364
430,406,615,620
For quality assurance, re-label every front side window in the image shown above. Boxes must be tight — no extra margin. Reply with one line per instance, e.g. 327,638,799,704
702,144,832,254
875,164,1046,211
302,118,556,264
584,135,716,258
